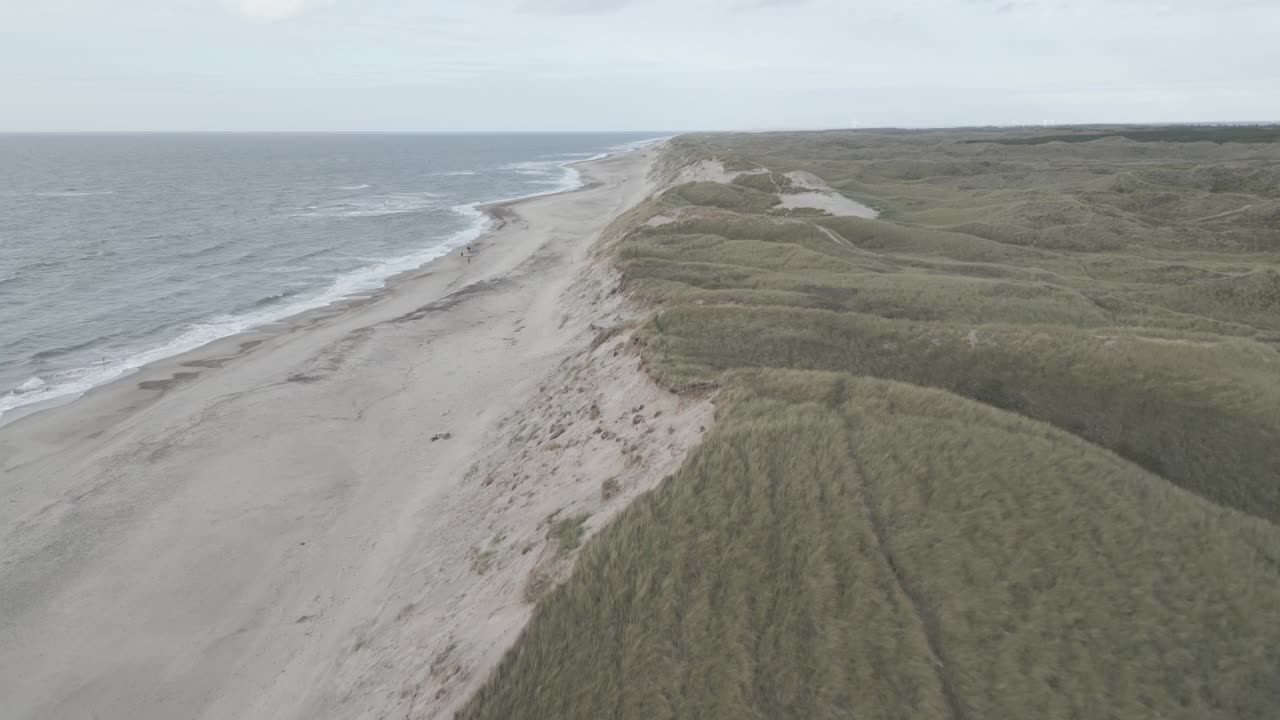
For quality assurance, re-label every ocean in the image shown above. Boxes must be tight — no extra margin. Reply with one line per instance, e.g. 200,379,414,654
0,132,665,421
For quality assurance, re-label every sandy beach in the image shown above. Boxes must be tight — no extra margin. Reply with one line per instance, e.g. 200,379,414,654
0,145,711,720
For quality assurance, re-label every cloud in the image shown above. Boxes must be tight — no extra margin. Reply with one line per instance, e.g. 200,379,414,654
235,0,314,21
5,0,1278,130
525,0,808,13
521,0,640,15
734,0,811,9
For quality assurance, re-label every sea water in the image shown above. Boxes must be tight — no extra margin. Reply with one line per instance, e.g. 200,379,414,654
0,132,664,420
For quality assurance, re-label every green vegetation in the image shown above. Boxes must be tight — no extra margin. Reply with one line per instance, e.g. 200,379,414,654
462,373,1280,720
731,170,796,193
672,181,780,214
460,128,1280,718
964,125,1280,145
551,513,590,555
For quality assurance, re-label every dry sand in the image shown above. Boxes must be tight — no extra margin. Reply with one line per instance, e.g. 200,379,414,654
668,159,877,218
780,170,879,218
0,146,712,720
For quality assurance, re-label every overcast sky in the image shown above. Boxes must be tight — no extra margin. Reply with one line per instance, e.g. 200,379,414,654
2,0,1277,131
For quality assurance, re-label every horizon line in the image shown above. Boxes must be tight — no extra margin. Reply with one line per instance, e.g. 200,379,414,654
2,121,1279,135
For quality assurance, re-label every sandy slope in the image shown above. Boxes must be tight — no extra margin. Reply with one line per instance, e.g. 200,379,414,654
0,146,711,720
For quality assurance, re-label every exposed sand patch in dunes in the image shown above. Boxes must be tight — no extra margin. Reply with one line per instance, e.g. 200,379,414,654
781,171,879,218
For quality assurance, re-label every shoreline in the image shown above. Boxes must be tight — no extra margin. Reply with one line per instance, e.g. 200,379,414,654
0,140,715,720
0,138,665,428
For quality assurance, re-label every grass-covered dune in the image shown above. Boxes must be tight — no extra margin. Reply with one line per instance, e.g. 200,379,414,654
460,129,1280,718
641,304,1280,523
462,373,1280,720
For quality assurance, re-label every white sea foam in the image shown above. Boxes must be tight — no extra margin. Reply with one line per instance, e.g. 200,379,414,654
496,137,666,199
295,191,444,219
335,184,372,190
500,159,566,177
507,157,588,192
0,137,667,422
0,203,492,422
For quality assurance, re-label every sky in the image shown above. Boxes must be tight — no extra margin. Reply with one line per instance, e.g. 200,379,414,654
1,0,1277,131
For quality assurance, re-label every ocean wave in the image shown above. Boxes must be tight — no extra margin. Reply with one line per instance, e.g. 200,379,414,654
501,159,564,175
16,377,46,393
530,138,665,164
31,335,116,361
13,260,61,274
497,139,664,197
179,241,235,260
335,184,372,190
0,139,668,422
0,315,272,419
282,247,337,264
33,190,116,198
0,204,492,422
247,288,303,310
433,170,478,177
295,191,444,219
496,158,588,197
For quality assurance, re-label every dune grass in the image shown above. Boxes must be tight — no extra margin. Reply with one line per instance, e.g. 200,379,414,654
459,129,1280,718
462,373,1280,720
964,125,1280,145
612,131,1280,523
640,304,1280,523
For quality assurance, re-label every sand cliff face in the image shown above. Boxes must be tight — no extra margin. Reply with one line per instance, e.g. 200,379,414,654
0,145,711,720
325,260,714,720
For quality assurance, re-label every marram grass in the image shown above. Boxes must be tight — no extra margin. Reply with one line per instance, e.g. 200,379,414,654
460,129,1280,719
